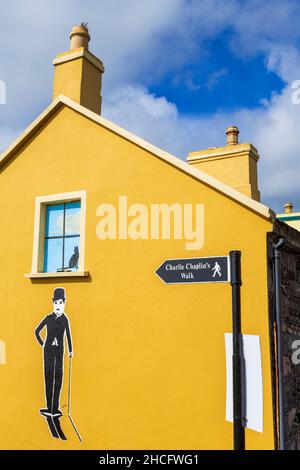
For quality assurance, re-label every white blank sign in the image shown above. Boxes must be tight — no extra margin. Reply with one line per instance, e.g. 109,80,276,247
225,333,263,433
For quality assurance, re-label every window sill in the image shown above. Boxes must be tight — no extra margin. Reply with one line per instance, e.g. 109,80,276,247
24,271,90,279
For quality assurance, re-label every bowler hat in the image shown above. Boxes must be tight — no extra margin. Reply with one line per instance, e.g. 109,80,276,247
53,287,66,302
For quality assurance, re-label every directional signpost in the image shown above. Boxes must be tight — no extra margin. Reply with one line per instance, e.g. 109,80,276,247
156,256,230,284
156,252,246,450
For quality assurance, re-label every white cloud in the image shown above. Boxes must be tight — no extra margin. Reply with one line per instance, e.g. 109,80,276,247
206,68,228,90
1,0,300,211
103,70,300,212
0,125,23,153
266,45,300,84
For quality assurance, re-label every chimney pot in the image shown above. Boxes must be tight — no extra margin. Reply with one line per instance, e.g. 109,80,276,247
53,24,104,114
70,23,90,50
226,125,239,145
284,202,293,214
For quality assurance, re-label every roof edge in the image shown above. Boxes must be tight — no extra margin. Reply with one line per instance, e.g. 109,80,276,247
0,97,65,168
0,95,275,221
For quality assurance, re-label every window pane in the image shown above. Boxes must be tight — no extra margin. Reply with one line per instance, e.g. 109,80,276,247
44,238,63,272
45,204,64,237
65,201,81,236
64,236,80,271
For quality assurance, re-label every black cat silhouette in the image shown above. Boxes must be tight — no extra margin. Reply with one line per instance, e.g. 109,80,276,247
69,246,79,270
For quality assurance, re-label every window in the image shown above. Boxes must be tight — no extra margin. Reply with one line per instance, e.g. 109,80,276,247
44,201,81,273
26,191,87,278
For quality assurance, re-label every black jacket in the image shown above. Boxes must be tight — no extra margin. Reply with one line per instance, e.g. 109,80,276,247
35,312,72,354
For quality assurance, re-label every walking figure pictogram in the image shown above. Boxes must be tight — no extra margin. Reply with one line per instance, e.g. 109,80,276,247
212,261,221,277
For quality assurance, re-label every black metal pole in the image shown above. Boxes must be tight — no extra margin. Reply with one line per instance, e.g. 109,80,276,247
230,250,245,450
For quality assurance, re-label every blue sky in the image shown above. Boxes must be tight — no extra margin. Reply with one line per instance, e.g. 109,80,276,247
1,0,300,211
149,37,284,114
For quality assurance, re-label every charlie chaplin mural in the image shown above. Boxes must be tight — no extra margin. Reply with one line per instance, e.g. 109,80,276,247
35,287,74,440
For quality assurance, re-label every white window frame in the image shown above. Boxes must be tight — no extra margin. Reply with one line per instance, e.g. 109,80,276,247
25,190,88,278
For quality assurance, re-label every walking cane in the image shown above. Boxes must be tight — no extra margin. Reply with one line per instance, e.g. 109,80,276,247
68,355,83,443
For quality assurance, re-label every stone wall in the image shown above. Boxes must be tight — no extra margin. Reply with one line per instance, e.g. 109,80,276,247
268,219,300,449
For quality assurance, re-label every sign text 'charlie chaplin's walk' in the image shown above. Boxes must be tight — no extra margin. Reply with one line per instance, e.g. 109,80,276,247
156,256,230,284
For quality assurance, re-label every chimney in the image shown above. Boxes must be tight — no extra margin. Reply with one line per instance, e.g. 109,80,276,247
187,126,261,201
284,202,293,214
70,23,90,50
226,126,239,145
52,24,105,114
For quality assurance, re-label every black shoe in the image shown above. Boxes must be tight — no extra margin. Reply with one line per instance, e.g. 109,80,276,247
40,408,51,416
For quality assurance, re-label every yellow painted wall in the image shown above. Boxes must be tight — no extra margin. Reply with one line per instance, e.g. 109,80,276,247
0,105,274,449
